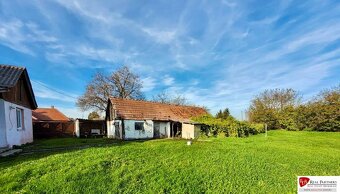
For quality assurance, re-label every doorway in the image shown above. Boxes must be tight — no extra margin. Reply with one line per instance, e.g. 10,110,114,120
154,122,160,138
170,122,182,137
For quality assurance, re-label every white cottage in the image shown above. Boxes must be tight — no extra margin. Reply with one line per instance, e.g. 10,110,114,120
0,65,37,148
105,98,207,140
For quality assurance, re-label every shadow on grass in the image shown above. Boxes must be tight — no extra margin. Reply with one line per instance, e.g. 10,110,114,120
0,138,159,168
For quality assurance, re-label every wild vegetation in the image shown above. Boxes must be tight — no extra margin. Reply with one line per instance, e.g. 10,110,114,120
247,85,340,131
88,111,100,120
0,131,339,193
193,113,264,138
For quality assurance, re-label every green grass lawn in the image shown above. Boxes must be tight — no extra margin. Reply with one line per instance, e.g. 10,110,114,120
0,131,339,193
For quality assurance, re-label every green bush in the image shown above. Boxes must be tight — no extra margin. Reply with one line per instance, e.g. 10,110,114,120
192,115,264,138
248,85,340,132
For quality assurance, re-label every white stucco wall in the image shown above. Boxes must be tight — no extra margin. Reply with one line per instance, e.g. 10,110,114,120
182,123,194,139
0,99,33,148
114,120,122,139
75,119,80,137
182,123,201,139
0,100,7,147
124,120,153,139
107,120,114,138
158,122,170,138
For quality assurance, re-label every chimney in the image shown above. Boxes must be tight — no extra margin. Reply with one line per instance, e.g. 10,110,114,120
51,105,55,109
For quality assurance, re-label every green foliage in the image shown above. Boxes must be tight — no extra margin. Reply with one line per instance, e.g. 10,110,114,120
215,108,231,119
193,114,264,137
248,88,301,129
301,85,340,131
0,131,339,193
88,111,100,120
248,85,340,131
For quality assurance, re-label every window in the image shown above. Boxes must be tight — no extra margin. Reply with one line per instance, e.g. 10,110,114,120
135,122,144,131
16,108,24,130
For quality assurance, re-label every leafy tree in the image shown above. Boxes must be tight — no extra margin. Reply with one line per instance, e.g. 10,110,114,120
88,111,100,120
248,85,339,132
304,85,340,131
77,66,144,112
215,108,231,119
248,88,301,129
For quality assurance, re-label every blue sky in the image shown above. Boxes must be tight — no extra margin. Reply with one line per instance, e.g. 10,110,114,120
0,0,339,119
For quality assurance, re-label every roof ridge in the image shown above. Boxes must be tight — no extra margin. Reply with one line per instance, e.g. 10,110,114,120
0,64,25,70
33,107,70,121
109,97,205,109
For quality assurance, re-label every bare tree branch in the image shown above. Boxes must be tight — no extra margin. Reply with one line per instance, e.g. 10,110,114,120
77,66,144,112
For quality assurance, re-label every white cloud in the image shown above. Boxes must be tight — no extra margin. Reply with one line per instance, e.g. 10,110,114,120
142,27,177,44
141,77,156,92
163,75,175,86
0,19,33,55
0,18,57,55
32,80,78,103
37,104,92,119
57,107,91,119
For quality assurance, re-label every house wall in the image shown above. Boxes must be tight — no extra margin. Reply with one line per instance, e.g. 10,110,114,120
107,120,123,139
33,121,74,138
182,123,201,139
1,76,34,109
0,99,7,147
107,120,114,138
0,99,33,147
124,120,153,139
182,123,195,139
158,122,170,138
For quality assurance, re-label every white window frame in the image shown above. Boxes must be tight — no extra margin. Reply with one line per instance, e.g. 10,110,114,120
16,108,24,130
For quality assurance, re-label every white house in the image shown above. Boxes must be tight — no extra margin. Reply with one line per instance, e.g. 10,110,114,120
0,65,37,148
105,98,207,140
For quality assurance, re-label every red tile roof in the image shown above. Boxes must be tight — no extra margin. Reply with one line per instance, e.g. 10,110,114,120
109,98,208,122
32,107,70,122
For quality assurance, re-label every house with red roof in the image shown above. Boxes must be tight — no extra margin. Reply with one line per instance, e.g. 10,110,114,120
105,98,207,140
32,106,74,138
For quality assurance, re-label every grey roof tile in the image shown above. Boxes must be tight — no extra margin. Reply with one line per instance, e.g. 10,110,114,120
0,64,25,88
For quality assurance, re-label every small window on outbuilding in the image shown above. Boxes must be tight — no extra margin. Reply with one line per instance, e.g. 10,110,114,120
135,122,144,130
16,108,24,130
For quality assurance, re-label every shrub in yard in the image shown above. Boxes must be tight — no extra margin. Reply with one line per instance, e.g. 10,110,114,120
247,123,265,134
247,85,340,132
192,114,264,138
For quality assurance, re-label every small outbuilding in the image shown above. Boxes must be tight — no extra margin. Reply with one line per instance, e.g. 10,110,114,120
32,106,74,138
0,64,37,148
106,98,207,140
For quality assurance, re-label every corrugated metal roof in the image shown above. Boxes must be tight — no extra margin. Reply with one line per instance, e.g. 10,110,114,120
0,64,37,109
0,64,25,88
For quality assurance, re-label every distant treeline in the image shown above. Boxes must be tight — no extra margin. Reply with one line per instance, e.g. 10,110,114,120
247,85,339,132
